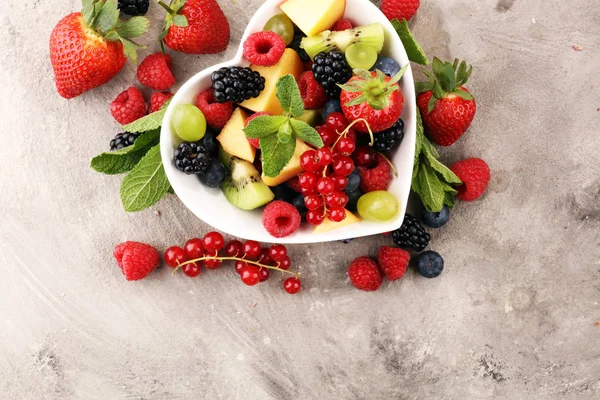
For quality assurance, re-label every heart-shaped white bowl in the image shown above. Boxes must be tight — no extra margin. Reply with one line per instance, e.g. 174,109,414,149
160,0,416,243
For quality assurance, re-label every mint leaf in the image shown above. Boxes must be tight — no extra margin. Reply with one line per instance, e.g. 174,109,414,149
120,145,170,212
277,121,293,143
91,129,160,175
243,115,288,138
117,16,150,38
123,108,167,133
425,153,462,184
443,191,456,209
289,119,324,148
95,0,119,34
417,163,445,212
260,135,296,178
276,75,304,118
391,19,429,65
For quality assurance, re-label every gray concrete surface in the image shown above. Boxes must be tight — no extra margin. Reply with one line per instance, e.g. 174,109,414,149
1,0,599,398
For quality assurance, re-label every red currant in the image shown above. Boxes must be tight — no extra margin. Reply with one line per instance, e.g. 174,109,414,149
304,194,323,211
325,191,349,208
332,175,348,191
240,265,261,286
278,256,292,270
234,260,247,274
243,240,261,259
316,147,333,167
259,268,271,282
306,209,325,225
224,240,243,257
335,137,356,156
257,248,272,265
183,238,204,259
317,177,335,195
183,262,201,278
268,244,288,262
353,146,376,168
300,150,321,172
299,171,318,191
283,277,302,294
203,251,222,269
325,112,348,133
202,232,224,252
328,207,346,222
164,246,187,268
317,125,337,147
332,155,355,177
301,186,317,196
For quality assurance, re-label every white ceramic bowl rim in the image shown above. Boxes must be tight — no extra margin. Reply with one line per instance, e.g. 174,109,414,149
160,0,416,244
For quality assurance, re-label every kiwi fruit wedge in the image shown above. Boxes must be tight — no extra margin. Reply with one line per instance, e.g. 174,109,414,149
219,148,274,210
300,23,385,60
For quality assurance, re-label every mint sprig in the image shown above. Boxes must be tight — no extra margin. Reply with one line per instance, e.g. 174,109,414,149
91,129,160,174
412,110,461,212
391,18,429,66
123,105,169,133
243,75,323,177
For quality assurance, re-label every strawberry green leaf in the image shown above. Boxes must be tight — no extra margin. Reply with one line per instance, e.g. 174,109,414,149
172,14,188,27
120,145,171,212
120,38,144,62
276,75,305,118
117,16,150,38
91,129,160,175
415,82,433,94
427,94,437,114
454,88,474,100
438,62,456,93
388,64,409,85
452,58,459,70
260,135,296,178
432,81,445,99
391,19,429,65
243,116,288,138
95,0,119,34
123,107,167,133
289,119,324,148
353,69,373,80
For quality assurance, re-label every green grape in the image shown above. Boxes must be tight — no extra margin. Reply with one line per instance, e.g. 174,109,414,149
345,43,378,70
357,191,399,222
171,104,206,142
263,14,294,45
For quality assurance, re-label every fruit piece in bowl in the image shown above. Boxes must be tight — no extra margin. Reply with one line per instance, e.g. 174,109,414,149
160,0,416,243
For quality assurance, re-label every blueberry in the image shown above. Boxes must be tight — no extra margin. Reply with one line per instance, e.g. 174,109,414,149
201,129,219,155
346,188,363,212
272,184,297,203
422,205,450,228
291,194,307,218
372,56,401,77
198,159,226,188
322,99,342,120
416,251,444,278
345,170,361,193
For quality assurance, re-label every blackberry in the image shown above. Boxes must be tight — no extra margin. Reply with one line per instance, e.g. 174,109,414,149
118,0,149,16
173,142,212,175
110,132,140,151
392,214,430,252
373,119,404,153
211,67,265,103
289,32,309,62
312,51,352,98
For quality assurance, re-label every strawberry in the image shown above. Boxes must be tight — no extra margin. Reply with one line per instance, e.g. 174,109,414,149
159,0,230,54
113,241,159,281
357,154,392,193
340,69,405,133
381,0,421,22
49,0,149,99
416,58,477,146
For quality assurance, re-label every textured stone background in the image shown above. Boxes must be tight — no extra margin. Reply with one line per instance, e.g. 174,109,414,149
1,0,599,399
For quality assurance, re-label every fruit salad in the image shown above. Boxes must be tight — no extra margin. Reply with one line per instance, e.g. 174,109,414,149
169,0,409,239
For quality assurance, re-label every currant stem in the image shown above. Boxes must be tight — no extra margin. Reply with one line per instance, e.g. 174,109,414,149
172,255,300,277
374,151,399,177
332,118,375,148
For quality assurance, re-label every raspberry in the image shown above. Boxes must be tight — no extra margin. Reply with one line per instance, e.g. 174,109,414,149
148,92,173,113
137,53,175,90
113,241,159,281
357,154,392,193
450,158,490,201
245,111,272,149
381,0,421,22
332,19,353,31
243,31,286,67
298,71,328,109
348,257,382,291
262,200,301,238
110,86,146,125
195,88,234,129
377,246,409,281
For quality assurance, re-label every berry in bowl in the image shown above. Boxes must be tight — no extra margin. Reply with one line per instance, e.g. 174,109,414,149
160,0,416,243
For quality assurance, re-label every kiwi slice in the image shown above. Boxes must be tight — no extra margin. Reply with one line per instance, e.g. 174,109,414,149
300,23,385,60
219,148,274,211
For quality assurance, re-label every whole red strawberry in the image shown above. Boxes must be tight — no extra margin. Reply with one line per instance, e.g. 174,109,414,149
49,1,148,99
113,241,159,281
159,0,230,54
381,0,421,22
348,257,382,291
416,58,477,146
110,86,147,125
148,91,174,113
340,69,405,133
377,246,409,281
357,154,392,193
450,158,490,201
